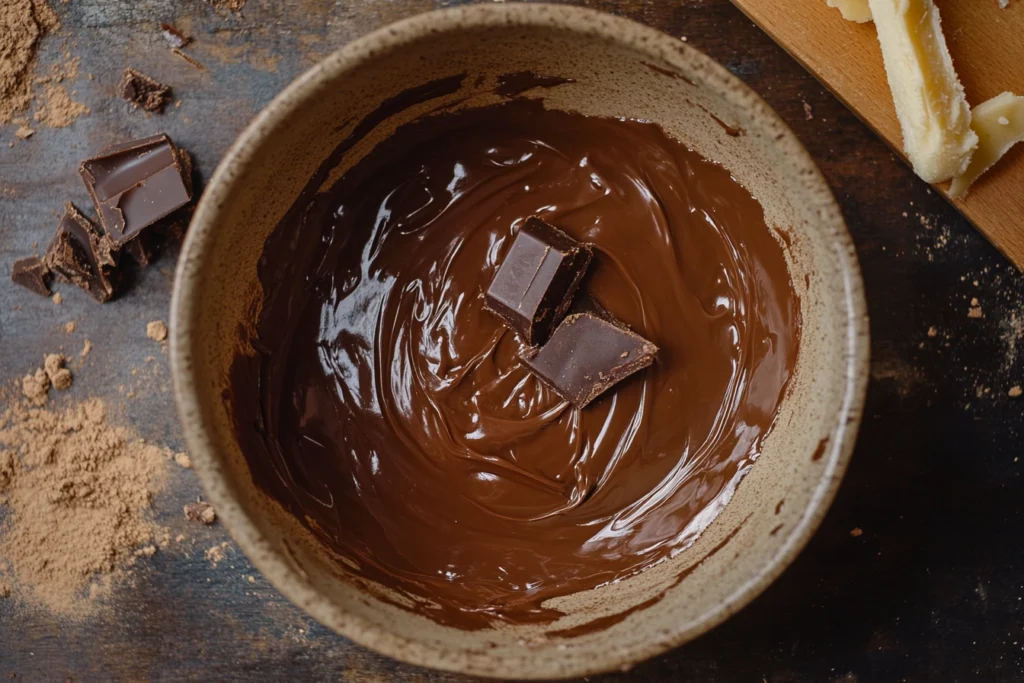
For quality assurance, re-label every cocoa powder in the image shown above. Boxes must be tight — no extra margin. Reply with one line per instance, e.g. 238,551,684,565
0,0,58,126
0,394,171,615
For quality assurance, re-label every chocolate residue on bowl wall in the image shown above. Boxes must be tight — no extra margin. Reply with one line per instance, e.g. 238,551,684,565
229,78,800,632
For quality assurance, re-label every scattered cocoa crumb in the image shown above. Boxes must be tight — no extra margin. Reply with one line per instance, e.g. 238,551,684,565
120,68,171,113
174,534,185,543
133,545,157,558
20,368,49,405
64,321,75,334
146,320,168,342
968,298,984,319
802,100,813,120
0,396,171,615
80,339,92,357
50,368,71,390
42,355,71,391
43,353,62,378
211,0,247,12
160,23,191,49
33,81,89,128
927,326,937,338
173,452,191,469
14,125,33,139
51,292,62,305
1010,386,1022,398
205,542,229,566
850,527,863,537
43,352,71,389
246,575,255,584
185,501,216,525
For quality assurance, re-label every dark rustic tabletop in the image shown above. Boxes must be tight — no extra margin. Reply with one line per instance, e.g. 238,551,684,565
2,0,1023,681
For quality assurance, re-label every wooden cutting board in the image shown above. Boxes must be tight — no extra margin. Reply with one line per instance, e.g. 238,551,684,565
730,0,1024,268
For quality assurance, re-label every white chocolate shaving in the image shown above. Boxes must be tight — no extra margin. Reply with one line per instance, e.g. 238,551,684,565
950,92,1024,198
827,0,873,22
867,0,978,183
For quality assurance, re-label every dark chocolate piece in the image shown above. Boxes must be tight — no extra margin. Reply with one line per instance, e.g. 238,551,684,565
123,233,158,266
120,68,172,113
79,134,193,247
10,256,52,296
43,203,117,303
484,217,592,345
522,312,658,408
122,151,192,266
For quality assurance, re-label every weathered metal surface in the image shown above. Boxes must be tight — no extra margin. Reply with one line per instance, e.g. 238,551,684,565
1,0,1023,680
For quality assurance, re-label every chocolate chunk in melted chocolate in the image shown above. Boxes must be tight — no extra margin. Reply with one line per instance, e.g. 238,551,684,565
11,256,52,297
484,217,592,345
43,203,117,302
80,134,193,248
522,312,658,408
120,68,172,113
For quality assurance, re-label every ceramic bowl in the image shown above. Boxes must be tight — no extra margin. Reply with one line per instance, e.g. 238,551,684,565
171,4,869,678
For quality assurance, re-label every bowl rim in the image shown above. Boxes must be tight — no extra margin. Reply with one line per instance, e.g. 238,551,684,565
170,3,870,678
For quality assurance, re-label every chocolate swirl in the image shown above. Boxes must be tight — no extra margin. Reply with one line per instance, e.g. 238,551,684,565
231,97,799,629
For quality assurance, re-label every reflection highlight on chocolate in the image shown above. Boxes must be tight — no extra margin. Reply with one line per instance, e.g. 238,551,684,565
230,89,800,630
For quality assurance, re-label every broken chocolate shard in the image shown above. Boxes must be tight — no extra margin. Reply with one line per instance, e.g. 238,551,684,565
43,203,117,303
484,217,592,345
160,23,191,49
11,256,52,297
79,134,193,247
123,232,158,266
120,68,172,113
522,312,658,408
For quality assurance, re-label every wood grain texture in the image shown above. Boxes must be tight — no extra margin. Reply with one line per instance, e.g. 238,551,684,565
730,0,1024,268
2,0,1024,681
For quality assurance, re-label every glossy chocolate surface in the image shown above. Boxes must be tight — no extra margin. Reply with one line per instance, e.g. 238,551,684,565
230,94,799,630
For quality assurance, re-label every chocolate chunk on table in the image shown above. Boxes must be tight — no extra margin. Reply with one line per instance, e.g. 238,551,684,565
120,68,172,113
484,217,592,345
43,202,117,303
122,153,193,266
79,134,193,248
522,312,658,408
160,23,191,49
10,256,52,297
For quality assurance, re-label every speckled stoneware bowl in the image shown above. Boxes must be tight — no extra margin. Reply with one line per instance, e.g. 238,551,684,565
170,4,869,678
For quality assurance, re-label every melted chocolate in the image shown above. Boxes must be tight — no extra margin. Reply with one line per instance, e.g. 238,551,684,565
231,96,799,630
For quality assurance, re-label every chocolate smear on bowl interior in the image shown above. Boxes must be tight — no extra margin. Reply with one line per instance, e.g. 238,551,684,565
229,92,800,630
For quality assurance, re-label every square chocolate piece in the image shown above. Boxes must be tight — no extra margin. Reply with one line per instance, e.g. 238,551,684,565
11,256,52,297
484,217,592,345
79,134,193,247
44,202,117,303
522,312,658,408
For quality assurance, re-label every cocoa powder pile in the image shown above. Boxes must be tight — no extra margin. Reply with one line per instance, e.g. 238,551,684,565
0,393,171,615
0,0,58,125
